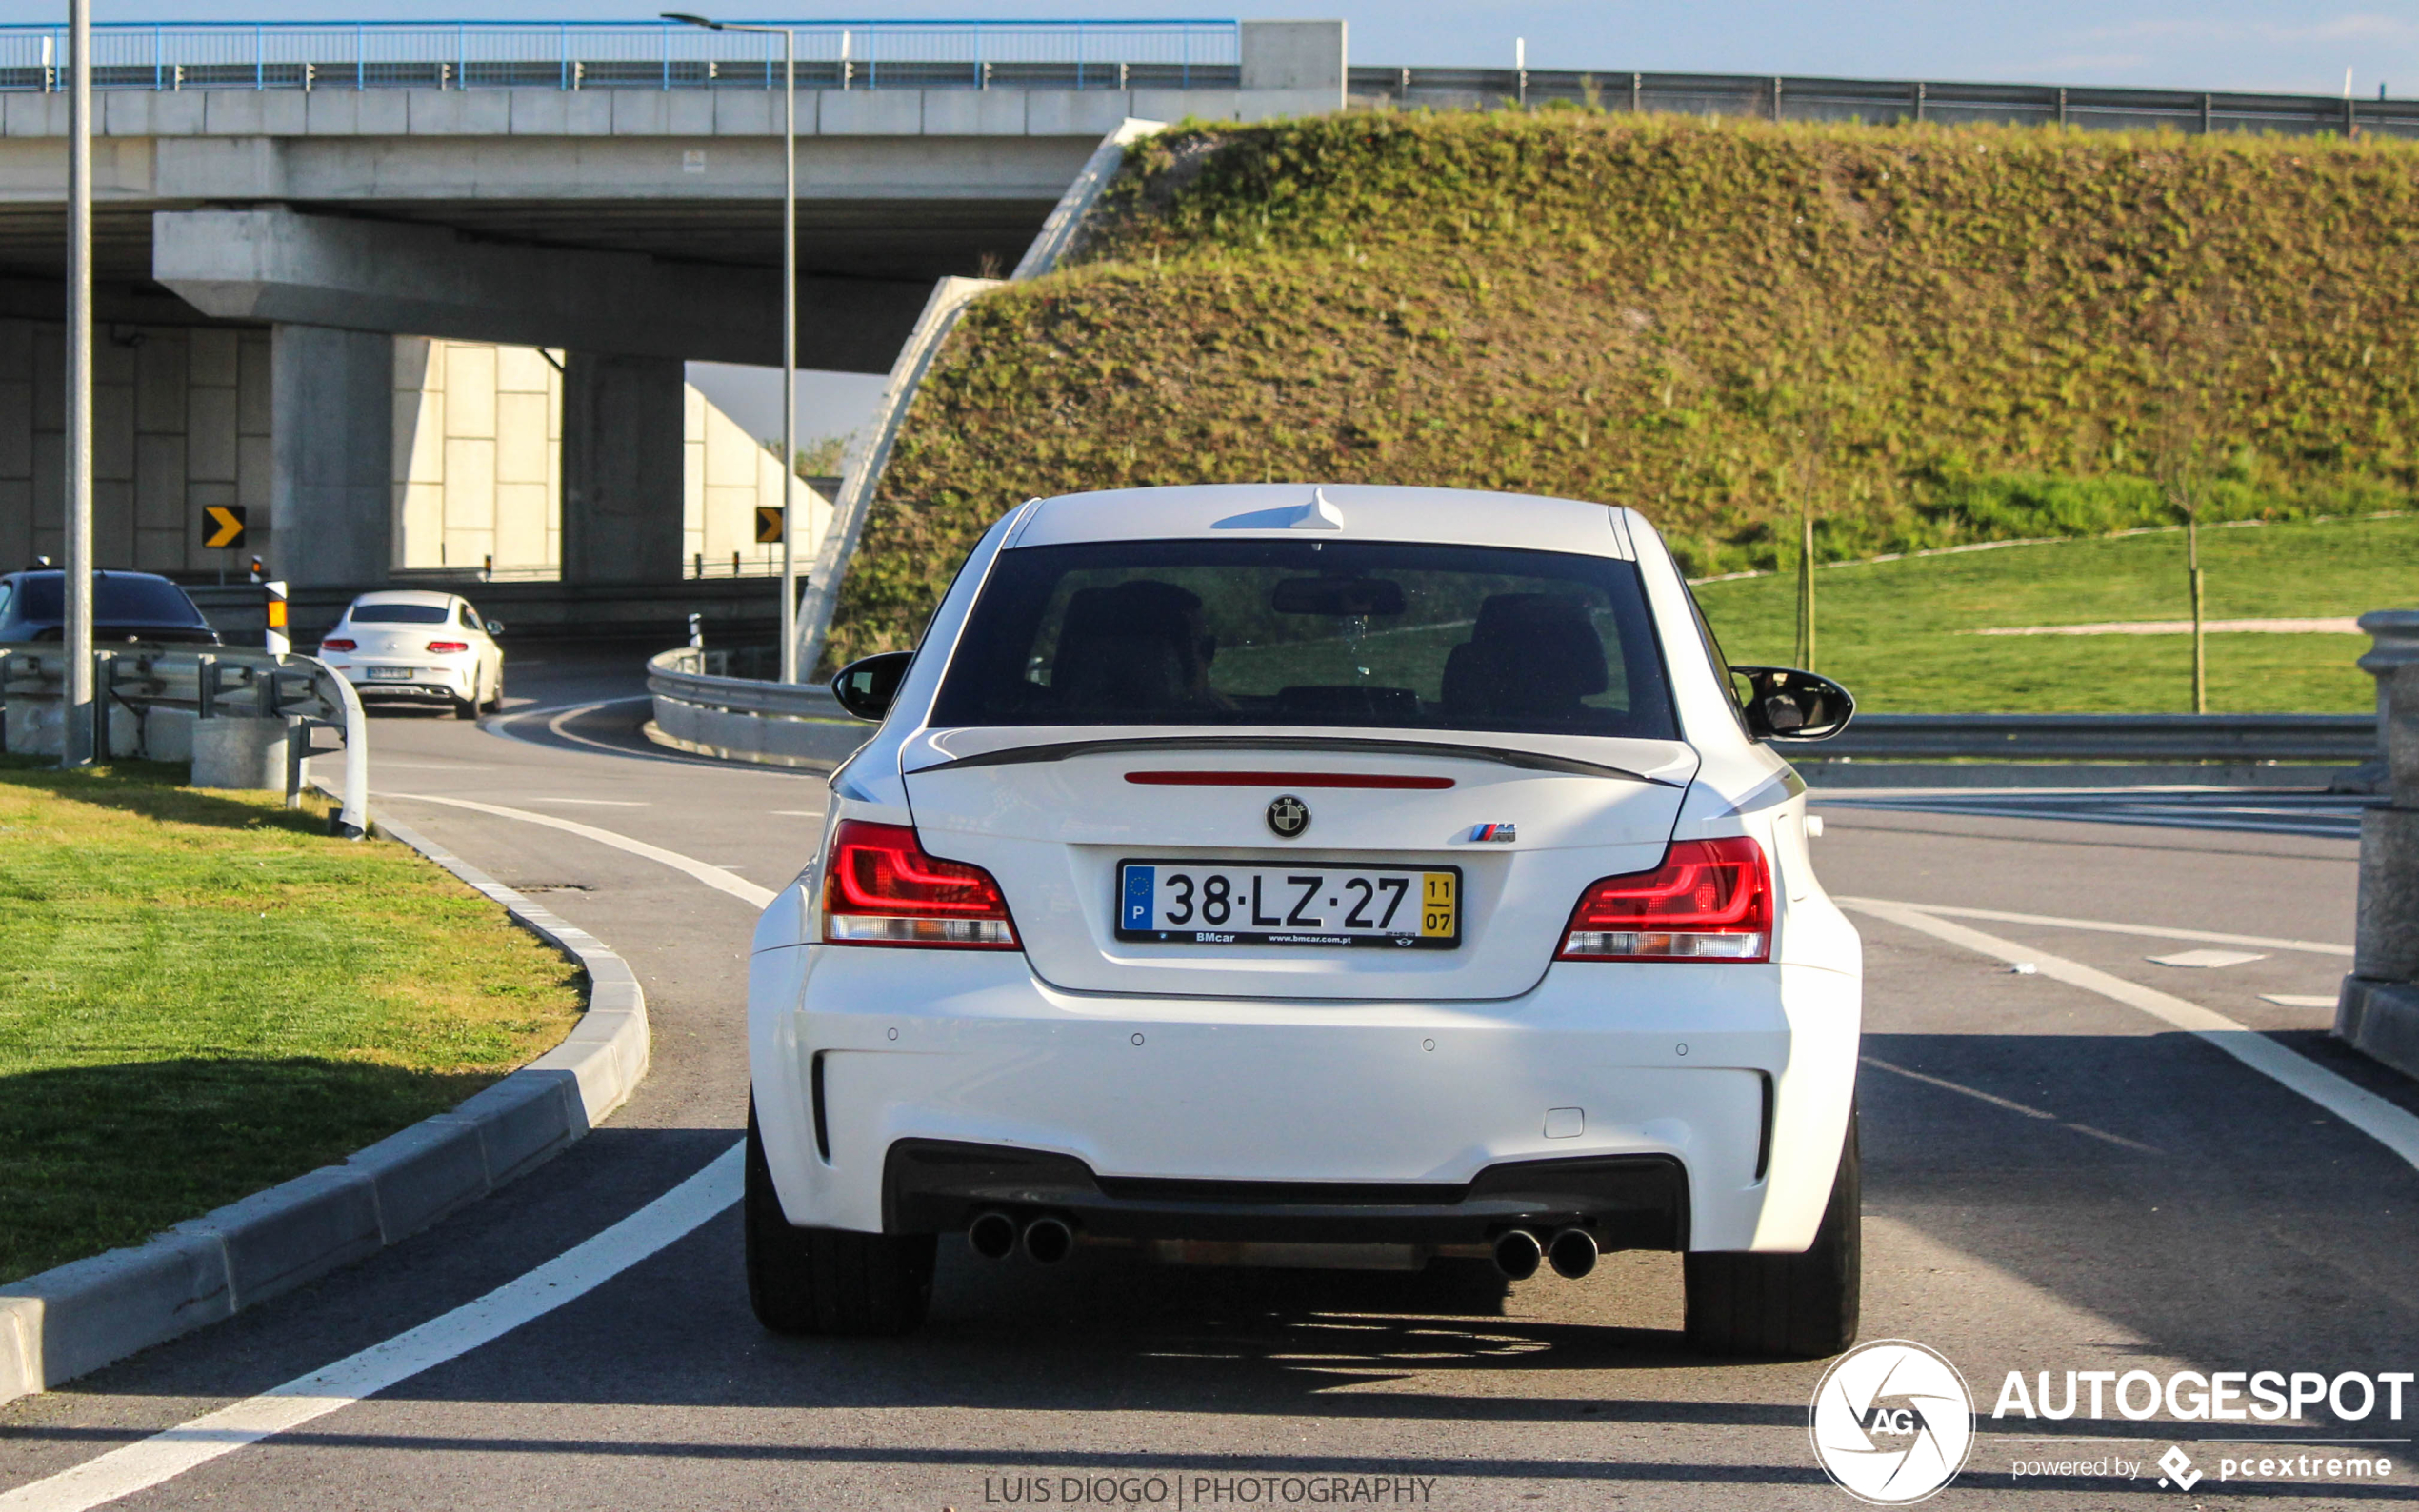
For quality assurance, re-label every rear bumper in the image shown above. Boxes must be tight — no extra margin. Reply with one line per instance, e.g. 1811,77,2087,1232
886,1138,1687,1248
323,662,470,698
750,924,1859,1254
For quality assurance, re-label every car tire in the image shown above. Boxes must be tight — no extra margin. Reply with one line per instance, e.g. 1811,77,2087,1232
1682,1106,1860,1360
481,667,504,713
744,1101,935,1338
451,690,479,719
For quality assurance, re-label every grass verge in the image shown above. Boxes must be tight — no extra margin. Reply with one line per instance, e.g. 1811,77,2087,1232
1692,514,2416,711
826,110,2419,671
0,759,583,1283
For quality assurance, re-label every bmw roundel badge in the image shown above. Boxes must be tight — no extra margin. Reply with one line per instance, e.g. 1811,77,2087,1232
1266,794,1310,839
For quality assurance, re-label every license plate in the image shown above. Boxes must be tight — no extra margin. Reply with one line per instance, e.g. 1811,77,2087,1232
364,666,415,680
1116,862,1460,948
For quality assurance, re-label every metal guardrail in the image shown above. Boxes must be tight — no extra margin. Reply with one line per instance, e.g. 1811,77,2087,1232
649,646,2377,771
1781,712,2378,763
0,644,369,835
647,646,867,768
1350,67,2419,139
0,20,1240,94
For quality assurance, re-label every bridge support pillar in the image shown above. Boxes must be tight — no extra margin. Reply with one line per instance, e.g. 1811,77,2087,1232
561,352,685,585
2339,609,2419,1080
270,324,393,588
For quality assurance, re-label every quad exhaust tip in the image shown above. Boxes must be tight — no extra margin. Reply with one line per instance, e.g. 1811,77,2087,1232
1022,1214,1075,1264
1492,1228,1544,1281
1548,1226,1599,1280
968,1209,1018,1261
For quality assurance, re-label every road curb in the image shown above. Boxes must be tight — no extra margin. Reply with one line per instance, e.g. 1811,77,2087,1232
2338,977,2419,1084
0,800,650,1408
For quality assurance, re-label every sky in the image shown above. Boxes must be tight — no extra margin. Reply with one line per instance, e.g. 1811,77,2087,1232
65,2,2419,96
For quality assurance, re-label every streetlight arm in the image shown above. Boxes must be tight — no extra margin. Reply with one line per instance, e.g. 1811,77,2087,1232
661,11,800,683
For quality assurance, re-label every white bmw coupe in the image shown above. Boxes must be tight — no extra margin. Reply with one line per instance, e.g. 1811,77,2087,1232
747,484,1863,1355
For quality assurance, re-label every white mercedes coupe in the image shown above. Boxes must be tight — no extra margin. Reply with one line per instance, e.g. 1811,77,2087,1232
746,484,1863,1356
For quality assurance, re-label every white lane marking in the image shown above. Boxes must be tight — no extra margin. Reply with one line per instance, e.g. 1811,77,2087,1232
1861,1056,2162,1154
369,761,494,771
770,810,822,817
1832,897,2353,957
2147,948,2269,968
2263,994,2341,1009
0,1145,743,1512
487,694,649,724
514,797,650,807
382,794,777,908
1844,899,2419,1175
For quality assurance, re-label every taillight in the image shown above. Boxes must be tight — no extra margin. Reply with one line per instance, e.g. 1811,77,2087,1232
427,640,470,654
822,819,1018,949
320,638,356,652
1557,836,1771,963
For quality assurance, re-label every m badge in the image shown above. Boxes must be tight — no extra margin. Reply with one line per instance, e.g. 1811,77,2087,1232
1266,795,1310,839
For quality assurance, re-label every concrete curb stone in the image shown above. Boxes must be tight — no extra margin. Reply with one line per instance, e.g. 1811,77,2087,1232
0,799,650,1407
2338,977,2419,1083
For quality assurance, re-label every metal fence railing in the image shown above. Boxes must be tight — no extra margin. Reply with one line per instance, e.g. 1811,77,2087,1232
1349,67,2419,139
0,644,369,834
0,19,1241,93
646,645,867,768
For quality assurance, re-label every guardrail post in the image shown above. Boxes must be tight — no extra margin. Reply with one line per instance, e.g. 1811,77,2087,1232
2337,609,2419,1079
90,648,113,760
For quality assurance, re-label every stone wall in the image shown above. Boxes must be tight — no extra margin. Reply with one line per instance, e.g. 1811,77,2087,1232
0,321,820,582
0,317,272,574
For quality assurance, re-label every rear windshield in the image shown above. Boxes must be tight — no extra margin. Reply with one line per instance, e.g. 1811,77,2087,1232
17,574,205,625
348,603,450,624
930,539,1677,739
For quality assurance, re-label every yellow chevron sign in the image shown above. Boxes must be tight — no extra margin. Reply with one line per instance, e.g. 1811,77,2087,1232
754,506,783,544
203,505,246,549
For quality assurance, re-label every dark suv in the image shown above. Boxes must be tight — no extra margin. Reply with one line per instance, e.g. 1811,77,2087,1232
0,569,221,646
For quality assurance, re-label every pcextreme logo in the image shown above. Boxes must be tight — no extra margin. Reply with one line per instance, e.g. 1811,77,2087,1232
1809,1340,1976,1504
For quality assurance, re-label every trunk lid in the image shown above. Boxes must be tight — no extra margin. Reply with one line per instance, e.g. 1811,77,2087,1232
901,728,1697,1001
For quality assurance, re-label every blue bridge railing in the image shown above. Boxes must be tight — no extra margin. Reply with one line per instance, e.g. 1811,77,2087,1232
0,19,1241,92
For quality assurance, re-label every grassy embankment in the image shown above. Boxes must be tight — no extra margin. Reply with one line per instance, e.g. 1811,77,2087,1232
825,110,2419,709
1694,514,2413,712
0,760,582,1283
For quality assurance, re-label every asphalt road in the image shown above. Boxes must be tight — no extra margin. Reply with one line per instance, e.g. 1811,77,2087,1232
3,649,2412,1511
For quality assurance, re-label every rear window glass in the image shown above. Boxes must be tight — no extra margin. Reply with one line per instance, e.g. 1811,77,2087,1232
348,603,450,624
17,574,204,624
930,538,1676,739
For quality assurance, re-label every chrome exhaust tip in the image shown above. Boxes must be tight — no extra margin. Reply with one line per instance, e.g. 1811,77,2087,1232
1022,1214,1075,1264
968,1209,1018,1261
1492,1228,1544,1281
1548,1226,1599,1280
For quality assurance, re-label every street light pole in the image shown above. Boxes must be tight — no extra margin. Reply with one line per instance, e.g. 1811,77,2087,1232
62,0,94,767
666,12,800,683
779,26,797,684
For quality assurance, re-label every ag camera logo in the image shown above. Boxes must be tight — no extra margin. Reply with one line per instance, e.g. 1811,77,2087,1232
1809,1340,1975,1504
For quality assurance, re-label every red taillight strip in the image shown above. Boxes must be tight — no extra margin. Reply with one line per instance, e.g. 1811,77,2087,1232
1124,771,1454,790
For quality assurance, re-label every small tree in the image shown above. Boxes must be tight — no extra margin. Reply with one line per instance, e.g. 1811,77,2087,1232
2142,299,2239,714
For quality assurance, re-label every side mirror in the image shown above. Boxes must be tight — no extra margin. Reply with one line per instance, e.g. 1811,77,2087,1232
830,649,913,722
1729,665,1855,742
485,619,506,635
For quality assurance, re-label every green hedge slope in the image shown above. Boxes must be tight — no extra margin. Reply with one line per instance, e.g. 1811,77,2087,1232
824,110,2419,667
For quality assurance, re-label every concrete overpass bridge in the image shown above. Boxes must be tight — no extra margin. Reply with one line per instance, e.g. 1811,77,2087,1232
0,18,1344,629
